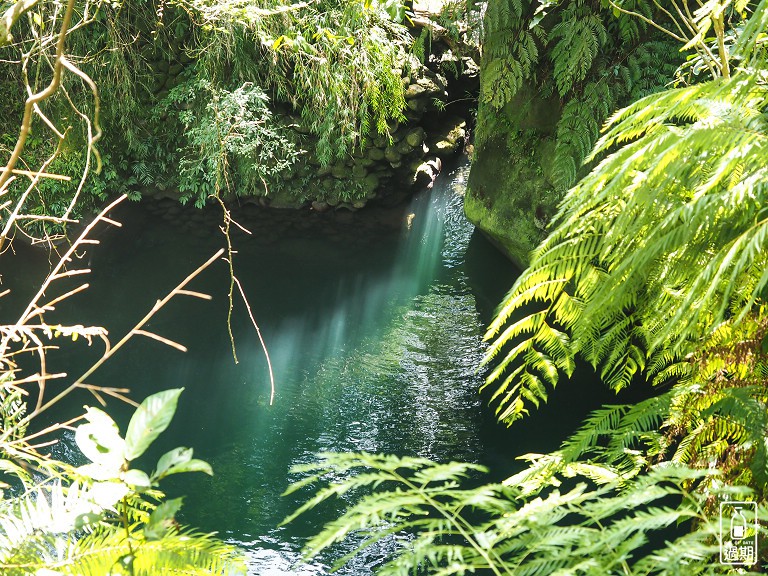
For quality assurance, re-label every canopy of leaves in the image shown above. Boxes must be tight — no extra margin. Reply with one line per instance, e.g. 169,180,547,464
156,0,411,165
0,0,414,225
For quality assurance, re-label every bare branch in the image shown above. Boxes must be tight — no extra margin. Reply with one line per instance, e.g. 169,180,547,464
608,0,687,42
177,289,213,300
10,248,225,432
27,283,90,321
233,275,276,406
133,329,188,352
0,0,77,215
0,0,41,47
0,167,70,181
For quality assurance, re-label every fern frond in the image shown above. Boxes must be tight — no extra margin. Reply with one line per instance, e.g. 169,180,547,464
549,6,607,96
50,526,246,575
485,63,768,423
287,451,755,576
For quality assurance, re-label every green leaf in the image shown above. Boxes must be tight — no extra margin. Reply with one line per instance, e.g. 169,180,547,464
123,469,152,490
153,447,193,480
88,481,130,510
74,511,104,530
152,447,213,482
163,459,213,479
144,497,184,541
75,406,126,471
124,388,183,461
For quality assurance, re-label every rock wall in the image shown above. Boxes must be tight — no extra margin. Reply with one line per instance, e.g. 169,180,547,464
276,55,475,211
137,21,478,212
464,79,562,268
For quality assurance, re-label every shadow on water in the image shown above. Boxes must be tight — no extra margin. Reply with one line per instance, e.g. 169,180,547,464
1,158,651,574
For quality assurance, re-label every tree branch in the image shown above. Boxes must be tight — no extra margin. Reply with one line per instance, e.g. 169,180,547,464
0,0,77,202
0,0,41,47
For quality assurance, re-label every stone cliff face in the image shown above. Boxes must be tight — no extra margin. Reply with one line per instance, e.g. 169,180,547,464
465,72,562,269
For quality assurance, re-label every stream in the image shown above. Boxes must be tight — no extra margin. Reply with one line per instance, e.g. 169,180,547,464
1,159,622,574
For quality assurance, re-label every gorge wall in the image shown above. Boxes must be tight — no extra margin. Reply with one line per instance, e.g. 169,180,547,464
463,0,680,267
134,15,477,212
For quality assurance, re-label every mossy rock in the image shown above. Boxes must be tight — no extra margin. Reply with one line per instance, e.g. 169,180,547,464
362,173,379,195
367,147,385,161
352,164,368,179
405,127,426,147
465,77,563,267
384,146,401,163
267,188,305,209
406,98,427,113
405,83,427,99
357,157,375,168
428,117,466,156
331,163,350,179
465,130,560,268
396,139,415,155
464,138,562,268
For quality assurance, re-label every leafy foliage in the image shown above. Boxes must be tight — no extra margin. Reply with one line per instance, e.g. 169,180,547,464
179,0,411,166
285,452,767,575
0,389,244,575
156,78,299,206
483,42,768,424
479,0,536,110
478,0,683,194
0,0,416,220
0,124,244,573
550,4,608,96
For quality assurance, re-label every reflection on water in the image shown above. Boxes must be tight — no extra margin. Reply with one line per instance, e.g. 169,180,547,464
176,162,493,575
2,159,520,575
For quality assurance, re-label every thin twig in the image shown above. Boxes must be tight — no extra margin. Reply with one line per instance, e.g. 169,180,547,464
9,248,224,433
0,167,70,181
12,194,125,332
608,0,686,42
214,197,240,363
233,275,276,406
0,0,76,195
133,329,188,352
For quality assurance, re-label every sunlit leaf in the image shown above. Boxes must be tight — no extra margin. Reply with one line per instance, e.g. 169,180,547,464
125,388,183,461
144,498,184,541
123,469,151,490
88,481,129,510
75,406,126,472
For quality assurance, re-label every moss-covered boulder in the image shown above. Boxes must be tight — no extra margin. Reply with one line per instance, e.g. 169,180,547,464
465,78,562,268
